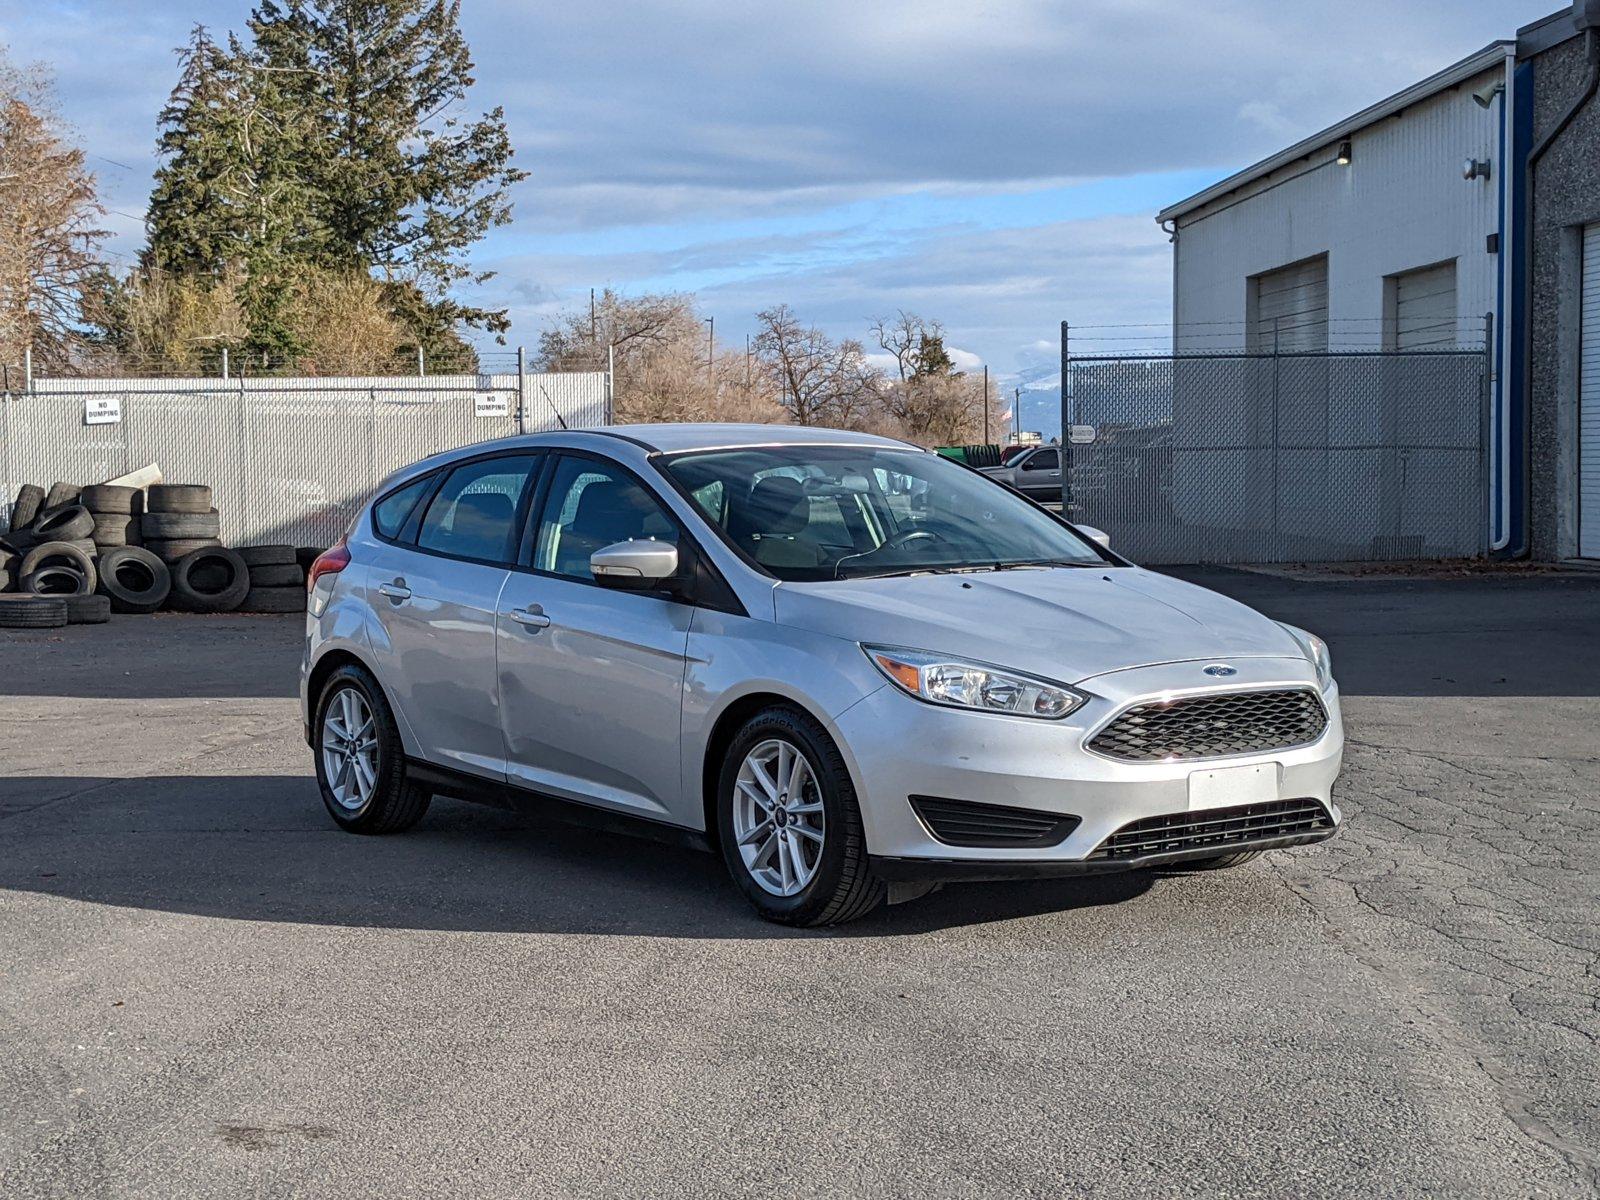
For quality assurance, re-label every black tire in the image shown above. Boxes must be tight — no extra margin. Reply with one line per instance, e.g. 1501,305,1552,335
92,512,139,547
295,546,327,572
11,484,45,530
20,566,91,597
312,664,430,833
715,705,886,926
145,537,220,563
240,586,306,613
247,562,303,588
19,541,97,593
97,546,171,614
1180,850,1264,870
146,484,213,514
0,547,13,592
65,537,99,560
0,594,67,628
28,504,94,542
64,593,111,624
79,484,141,514
44,482,81,510
236,544,295,567
169,546,249,612
141,509,221,540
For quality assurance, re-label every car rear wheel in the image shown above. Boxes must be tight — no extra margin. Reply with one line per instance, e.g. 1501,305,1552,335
313,664,430,834
716,706,885,926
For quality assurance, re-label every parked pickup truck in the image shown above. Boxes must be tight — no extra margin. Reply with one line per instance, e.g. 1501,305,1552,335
979,443,1063,504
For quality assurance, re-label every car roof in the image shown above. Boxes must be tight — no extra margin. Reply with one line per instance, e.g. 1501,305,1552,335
376,423,923,492
585,423,916,454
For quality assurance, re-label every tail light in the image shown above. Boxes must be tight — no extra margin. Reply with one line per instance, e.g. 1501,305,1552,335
307,537,351,593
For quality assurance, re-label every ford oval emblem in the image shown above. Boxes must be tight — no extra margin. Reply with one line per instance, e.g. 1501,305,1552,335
1202,664,1237,677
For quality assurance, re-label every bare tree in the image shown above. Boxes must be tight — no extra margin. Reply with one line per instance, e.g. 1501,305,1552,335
0,51,108,377
869,309,945,383
754,305,884,428
539,290,783,425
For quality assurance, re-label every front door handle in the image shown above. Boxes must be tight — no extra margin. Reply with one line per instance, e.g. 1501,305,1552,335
510,607,551,630
377,581,412,601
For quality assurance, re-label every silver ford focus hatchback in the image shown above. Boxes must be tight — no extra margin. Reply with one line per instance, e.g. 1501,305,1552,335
301,424,1343,925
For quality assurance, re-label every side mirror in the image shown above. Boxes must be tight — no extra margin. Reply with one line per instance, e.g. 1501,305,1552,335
1077,525,1111,550
591,539,680,590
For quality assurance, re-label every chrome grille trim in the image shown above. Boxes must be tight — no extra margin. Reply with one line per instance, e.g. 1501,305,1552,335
1086,687,1328,762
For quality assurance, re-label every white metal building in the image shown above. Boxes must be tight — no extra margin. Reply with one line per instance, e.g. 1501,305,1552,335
1158,44,1513,357
1156,41,1522,556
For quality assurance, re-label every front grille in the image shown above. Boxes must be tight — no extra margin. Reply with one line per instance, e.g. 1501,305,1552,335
1087,688,1327,762
1088,798,1333,861
910,796,1081,849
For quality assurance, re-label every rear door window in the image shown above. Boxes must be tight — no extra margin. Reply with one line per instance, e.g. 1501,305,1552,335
415,454,539,564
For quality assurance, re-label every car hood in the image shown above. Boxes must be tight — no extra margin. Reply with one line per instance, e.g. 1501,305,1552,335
773,566,1306,684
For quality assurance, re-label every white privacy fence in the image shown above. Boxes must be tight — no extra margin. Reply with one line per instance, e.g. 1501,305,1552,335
0,371,609,549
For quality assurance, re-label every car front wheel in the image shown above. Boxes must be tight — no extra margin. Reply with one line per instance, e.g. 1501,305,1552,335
716,706,885,926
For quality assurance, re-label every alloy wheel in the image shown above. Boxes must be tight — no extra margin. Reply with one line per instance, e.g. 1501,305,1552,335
321,685,378,812
732,737,826,897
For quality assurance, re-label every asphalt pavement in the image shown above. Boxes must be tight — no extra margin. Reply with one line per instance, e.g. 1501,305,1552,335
0,570,1596,1198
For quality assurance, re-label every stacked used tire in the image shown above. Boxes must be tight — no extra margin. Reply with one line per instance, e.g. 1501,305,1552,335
236,545,310,613
0,481,109,626
2,476,313,628
142,484,222,564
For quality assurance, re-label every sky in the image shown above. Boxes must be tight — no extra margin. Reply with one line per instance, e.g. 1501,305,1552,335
0,0,1562,390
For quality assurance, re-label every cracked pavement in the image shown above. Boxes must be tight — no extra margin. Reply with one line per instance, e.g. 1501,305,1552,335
0,570,1596,1198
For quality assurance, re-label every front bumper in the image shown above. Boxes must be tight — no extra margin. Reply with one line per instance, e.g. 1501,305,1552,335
833,655,1344,876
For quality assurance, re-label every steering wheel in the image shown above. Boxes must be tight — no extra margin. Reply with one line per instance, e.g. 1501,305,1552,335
882,528,946,552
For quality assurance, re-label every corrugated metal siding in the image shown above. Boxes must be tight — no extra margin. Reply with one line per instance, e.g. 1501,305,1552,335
1395,262,1459,349
1581,224,1600,558
1173,64,1502,353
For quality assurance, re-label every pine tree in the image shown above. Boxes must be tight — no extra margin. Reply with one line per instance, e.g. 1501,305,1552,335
145,25,320,359
248,0,527,342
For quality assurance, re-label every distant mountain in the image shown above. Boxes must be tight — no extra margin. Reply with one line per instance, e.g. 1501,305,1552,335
998,362,1062,442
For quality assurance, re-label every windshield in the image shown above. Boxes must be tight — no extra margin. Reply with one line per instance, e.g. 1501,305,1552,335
1001,448,1033,467
660,444,1109,581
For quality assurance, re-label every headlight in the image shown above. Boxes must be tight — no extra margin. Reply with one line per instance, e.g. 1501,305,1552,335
1278,623,1333,689
863,645,1087,719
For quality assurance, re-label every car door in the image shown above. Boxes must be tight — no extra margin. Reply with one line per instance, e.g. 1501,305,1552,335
1017,447,1061,501
365,451,541,781
496,452,695,823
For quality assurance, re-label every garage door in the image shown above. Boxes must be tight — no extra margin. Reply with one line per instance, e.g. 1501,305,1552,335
1394,261,1457,349
1582,225,1600,558
1251,256,1329,353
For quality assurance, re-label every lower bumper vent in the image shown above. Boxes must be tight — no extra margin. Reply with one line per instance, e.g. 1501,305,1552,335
1088,798,1334,862
910,796,1081,849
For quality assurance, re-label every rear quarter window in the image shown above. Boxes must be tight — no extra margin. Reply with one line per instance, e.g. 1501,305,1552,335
372,475,433,540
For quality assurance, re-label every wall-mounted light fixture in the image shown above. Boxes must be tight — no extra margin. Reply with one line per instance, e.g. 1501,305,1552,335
1471,80,1506,109
1336,140,1353,165
1463,158,1493,181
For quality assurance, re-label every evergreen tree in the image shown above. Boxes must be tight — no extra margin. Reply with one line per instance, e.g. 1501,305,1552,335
248,0,526,340
145,25,320,359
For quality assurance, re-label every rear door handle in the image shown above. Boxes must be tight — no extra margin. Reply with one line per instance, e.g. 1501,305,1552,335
510,607,551,630
377,582,411,601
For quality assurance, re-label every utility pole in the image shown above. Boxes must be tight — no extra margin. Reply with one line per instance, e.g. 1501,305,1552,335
982,364,989,445
745,334,752,393
705,317,715,383
590,288,597,347
1013,387,1021,442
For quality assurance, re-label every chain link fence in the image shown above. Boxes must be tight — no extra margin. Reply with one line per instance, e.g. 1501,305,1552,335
1063,350,1489,564
0,371,609,549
